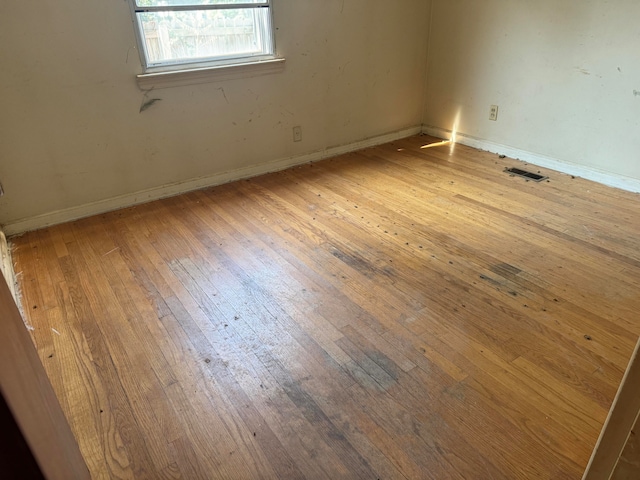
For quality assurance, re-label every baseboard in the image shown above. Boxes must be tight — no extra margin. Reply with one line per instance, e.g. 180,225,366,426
422,125,640,194
3,126,421,236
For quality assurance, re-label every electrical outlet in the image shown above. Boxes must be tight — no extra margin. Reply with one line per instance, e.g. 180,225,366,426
293,126,302,142
489,105,499,121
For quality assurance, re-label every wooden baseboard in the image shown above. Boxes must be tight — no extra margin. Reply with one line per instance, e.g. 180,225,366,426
2,126,421,236
422,126,640,194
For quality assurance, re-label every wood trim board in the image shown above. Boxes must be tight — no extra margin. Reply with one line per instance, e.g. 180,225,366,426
0,275,90,479
582,338,640,480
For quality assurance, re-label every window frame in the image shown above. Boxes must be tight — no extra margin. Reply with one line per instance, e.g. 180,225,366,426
130,0,277,75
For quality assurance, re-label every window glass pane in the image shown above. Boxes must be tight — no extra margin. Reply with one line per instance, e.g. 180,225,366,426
137,8,272,65
136,0,267,7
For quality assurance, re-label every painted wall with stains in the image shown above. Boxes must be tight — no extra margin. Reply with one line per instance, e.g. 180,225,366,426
0,1,431,229
423,0,640,182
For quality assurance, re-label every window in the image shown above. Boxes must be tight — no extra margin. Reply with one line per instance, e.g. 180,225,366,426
131,0,275,73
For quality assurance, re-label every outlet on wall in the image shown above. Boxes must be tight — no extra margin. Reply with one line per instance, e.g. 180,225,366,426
293,126,302,142
489,105,499,121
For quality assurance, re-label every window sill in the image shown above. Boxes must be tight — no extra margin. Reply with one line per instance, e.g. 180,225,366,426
136,57,286,90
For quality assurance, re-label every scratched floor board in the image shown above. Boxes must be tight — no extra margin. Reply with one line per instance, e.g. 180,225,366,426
367,143,640,269
305,153,640,318
146,199,379,478
271,161,630,397
282,156,638,371
11,135,640,479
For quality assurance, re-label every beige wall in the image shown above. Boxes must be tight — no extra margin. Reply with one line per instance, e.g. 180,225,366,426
424,0,640,184
0,1,431,231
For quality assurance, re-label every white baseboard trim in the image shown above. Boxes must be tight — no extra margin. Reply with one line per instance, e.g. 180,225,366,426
3,126,422,236
422,125,640,194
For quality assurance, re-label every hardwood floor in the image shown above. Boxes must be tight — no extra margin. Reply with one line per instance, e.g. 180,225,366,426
11,135,640,479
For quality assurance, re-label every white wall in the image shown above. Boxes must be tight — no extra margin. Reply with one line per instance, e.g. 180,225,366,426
424,0,640,185
0,1,431,232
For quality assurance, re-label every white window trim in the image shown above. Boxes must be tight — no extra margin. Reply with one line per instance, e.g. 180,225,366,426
129,0,283,89
136,57,285,90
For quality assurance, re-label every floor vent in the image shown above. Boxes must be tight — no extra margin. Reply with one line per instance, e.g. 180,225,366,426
504,167,548,182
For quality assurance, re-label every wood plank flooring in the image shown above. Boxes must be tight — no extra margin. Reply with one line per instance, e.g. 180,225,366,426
11,135,640,479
